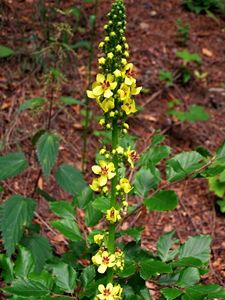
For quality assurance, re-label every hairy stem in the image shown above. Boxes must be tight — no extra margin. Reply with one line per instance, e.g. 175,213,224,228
107,118,119,282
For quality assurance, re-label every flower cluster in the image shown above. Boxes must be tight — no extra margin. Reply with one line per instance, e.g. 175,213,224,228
87,1,141,299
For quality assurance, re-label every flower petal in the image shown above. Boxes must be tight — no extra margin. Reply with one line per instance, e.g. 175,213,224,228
92,165,101,175
104,89,113,98
96,73,105,83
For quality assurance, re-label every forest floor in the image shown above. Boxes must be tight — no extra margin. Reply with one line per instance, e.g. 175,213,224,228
0,0,225,298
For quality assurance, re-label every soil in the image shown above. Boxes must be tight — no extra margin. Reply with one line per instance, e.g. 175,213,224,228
0,0,225,299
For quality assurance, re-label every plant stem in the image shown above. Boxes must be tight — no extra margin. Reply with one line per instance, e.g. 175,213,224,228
107,117,119,282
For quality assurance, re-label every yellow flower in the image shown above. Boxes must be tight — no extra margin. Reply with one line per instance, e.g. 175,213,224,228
114,69,122,78
97,283,123,300
99,42,104,48
117,83,131,101
106,207,121,223
121,99,137,115
107,52,114,59
87,74,117,99
125,147,138,168
99,97,115,112
130,83,142,95
123,63,136,86
92,160,116,186
114,248,124,270
117,178,132,194
116,45,122,52
92,250,115,274
94,234,104,245
99,57,106,65
116,146,124,154
90,178,101,192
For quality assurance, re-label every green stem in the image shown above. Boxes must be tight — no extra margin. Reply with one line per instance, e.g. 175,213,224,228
107,118,119,282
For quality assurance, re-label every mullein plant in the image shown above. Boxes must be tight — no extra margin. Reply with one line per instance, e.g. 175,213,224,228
87,0,141,298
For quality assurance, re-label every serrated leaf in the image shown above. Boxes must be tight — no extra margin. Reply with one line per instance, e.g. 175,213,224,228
179,235,211,263
139,145,171,167
0,45,14,57
49,201,74,219
84,202,102,227
144,190,178,211
51,218,82,241
52,262,77,292
18,98,46,112
133,168,160,197
80,265,96,288
75,186,93,209
37,132,59,180
14,247,35,277
140,259,172,280
178,267,200,288
0,152,28,180
172,257,203,268
55,164,86,196
21,234,52,273
217,199,225,213
161,288,182,300
92,195,111,212
1,195,36,256
166,151,204,182
118,258,136,278
157,231,179,262
3,272,53,297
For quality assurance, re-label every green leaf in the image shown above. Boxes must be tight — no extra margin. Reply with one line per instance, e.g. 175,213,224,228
3,272,53,297
75,186,93,209
18,98,46,112
84,202,102,227
60,96,84,106
216,140,225,163
172,257,203,268
51,218,82,241
71,40,91,51
21,234,52,273
184,105,209,122
139,145,171,167
178,267,200,288
176,50,201,63
186,284,225,299
157,231,179,262
37,132,60,180
133,168,160,197
140,259,172,280
55,164,86,196
14,247,35,277
80,265,96,288
208,176,225,197
0,254,14,283
144,190,178,211
1,195,36,256
92,195,111,212
49,201,74,219
118,227,144,243
217,199,225,213
0,45,14,57
161,288,182,300
52,262,77,293
166,151,204,182
179,235,212,263
0,152,28,180
118,258,136,278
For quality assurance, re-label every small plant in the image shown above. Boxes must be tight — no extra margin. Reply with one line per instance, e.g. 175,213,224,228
176,49,201,84
159,69,174,87
176,18,190,46
1,1,225,299
167,98,209,123
182,0,225,14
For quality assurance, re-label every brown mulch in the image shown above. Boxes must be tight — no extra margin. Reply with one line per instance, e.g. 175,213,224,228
0,0,225,299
